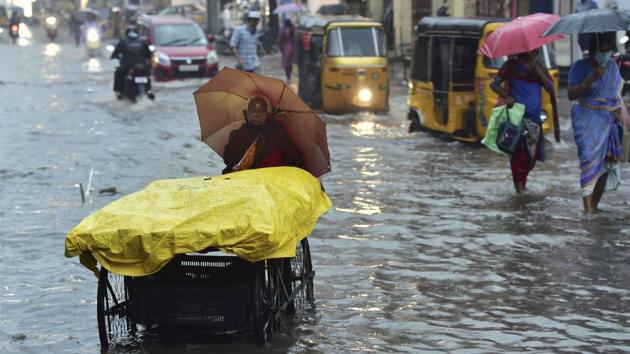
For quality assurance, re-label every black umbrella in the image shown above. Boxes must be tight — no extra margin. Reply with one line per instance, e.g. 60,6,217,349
74,9,101,23
542,9,630,36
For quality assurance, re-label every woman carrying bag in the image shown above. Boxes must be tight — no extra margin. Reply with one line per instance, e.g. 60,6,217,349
490,49,560,194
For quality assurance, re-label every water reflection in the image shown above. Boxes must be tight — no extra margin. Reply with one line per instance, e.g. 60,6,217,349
351,121,377,137
17,23,31,46
43,43,61,57
83,58,102,72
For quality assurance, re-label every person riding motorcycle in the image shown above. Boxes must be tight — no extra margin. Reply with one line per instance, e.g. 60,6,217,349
111,27,154,100
9,11,20,44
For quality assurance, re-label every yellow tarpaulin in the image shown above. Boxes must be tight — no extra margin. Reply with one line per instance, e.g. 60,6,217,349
65,167,332,277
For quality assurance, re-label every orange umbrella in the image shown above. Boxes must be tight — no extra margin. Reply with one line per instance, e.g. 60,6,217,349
193,67,331,177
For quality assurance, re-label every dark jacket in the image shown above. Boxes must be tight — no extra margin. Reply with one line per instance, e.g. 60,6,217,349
222,119,304,174
111,38,152,69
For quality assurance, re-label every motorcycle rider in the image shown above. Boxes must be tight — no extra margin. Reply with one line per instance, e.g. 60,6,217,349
111,26,154,100
44,10,59,42
9,11,20,44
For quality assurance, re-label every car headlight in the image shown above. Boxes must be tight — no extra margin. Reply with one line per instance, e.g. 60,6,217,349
153,51,171,66
358,88,372,102
45,17,57,26
206,50,218,64
540,111,548,122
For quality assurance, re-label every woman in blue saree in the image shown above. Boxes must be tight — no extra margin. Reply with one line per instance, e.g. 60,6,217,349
568,34,623,213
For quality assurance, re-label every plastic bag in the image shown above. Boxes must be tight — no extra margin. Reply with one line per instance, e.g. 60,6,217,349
481,103,525,156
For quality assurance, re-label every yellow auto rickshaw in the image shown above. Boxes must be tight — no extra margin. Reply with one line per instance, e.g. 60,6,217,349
408,17,559,142
294,15,389,114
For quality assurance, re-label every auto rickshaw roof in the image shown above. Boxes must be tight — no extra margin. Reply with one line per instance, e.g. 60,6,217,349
299,15,381,32
416,17,509,36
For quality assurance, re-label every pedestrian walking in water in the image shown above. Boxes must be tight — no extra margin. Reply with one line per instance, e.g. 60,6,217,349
490,49,560,194
230,11,261,73
567,33,624,213
278,19,295,84
69,13,81,46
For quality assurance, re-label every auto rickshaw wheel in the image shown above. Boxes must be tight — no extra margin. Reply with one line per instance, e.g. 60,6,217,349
408,109,425,133
97,267,134,349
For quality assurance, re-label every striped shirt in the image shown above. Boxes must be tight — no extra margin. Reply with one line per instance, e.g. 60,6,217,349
230,25,260,71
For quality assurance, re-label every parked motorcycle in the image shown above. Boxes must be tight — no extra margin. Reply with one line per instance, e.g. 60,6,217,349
44,16,58,42
121,64,155,102
9,23,19,44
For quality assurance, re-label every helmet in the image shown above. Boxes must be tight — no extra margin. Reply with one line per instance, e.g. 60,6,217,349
247,11,261,20
126,25,139,39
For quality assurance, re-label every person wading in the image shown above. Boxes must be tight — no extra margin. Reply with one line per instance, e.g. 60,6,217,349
567,33,624,213
278,19,296,84
491,49,560,194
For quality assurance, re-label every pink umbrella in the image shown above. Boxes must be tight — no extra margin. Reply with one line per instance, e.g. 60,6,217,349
478,13,565,59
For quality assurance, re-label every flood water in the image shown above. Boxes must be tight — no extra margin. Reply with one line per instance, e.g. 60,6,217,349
1,33,630,353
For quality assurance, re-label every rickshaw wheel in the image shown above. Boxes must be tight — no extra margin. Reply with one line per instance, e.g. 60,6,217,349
286,238,315,314
252,261,274,346
97,267,133,349
253,259,288,346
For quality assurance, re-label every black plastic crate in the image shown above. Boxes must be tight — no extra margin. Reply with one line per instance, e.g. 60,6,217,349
127,254,257,333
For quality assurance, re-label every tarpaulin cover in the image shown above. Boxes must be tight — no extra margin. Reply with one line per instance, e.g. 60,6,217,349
482,103,525,156
64,167,332,277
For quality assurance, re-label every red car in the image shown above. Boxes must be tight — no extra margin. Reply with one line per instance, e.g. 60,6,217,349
137,14,218,81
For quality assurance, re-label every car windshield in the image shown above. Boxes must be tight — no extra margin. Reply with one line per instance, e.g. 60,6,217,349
155,24,207,46
327,27,385,57
483,44,555,69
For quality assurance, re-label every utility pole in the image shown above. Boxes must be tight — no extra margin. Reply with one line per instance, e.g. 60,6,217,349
206,0,220,34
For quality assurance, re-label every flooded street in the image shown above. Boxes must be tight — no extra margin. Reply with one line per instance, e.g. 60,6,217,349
1,33,630,353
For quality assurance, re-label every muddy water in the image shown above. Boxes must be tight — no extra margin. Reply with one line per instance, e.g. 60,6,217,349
1,37,629,353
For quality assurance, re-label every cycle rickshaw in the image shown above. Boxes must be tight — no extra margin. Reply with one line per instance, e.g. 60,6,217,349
97,239,315,348
64,168,331,349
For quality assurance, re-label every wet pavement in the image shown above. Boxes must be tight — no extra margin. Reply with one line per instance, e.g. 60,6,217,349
1,28,630,353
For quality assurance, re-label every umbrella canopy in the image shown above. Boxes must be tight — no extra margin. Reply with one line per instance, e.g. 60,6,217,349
542,9,630,36
194,68,331,177
75,9,101,23
478,13,564,59
273,3,308,15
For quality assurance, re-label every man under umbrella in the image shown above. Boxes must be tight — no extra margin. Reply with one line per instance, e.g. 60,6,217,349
222,96,304,174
